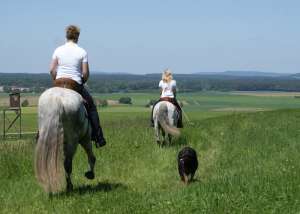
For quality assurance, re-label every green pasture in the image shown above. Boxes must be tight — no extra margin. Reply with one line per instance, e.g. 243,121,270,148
1,91,300,213
2,91,300,134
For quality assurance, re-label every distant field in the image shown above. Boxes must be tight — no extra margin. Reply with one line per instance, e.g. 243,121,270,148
1,91,300,135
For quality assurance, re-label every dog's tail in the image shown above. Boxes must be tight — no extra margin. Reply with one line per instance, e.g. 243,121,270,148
157,103,180,137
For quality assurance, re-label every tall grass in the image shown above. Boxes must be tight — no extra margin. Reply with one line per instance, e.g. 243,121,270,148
1,109,300,213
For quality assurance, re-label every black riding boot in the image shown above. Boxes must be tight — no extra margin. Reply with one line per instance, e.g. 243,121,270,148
173,100,183,128
177,109,183,128
89,110,106,148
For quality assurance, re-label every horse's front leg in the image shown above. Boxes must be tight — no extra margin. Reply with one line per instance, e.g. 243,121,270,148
80,139,96,180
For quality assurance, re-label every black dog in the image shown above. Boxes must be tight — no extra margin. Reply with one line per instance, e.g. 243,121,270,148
177,147,198,184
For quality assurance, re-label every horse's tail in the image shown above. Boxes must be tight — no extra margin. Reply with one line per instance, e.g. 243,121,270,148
157,103,180,137
35,95,65,193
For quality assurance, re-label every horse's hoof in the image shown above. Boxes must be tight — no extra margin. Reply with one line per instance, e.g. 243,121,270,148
85,171,95,180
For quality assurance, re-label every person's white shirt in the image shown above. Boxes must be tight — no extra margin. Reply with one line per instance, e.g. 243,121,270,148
159,80,176,98
52,42,88,84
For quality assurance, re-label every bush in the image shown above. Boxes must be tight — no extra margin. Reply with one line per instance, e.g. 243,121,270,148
119,97,132,104
21,99,29,107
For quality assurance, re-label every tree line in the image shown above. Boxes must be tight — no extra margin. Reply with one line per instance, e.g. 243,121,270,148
1,73,300,93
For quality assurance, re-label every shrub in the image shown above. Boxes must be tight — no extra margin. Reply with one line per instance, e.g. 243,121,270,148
119,97,132,104
21,99,29,107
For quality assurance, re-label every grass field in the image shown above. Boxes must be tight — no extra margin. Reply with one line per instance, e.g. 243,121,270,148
1,91,300,213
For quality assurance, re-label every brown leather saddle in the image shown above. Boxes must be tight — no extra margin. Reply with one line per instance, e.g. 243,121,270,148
54,78,82,94
158,97,182,115
54,78,90,109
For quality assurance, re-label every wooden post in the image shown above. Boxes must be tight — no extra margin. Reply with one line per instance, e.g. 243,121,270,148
2,91,22,139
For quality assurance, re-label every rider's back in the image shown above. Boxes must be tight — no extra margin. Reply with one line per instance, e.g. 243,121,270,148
52,42,87,84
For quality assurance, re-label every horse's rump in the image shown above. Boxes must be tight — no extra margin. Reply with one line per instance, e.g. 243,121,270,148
35,87,90,193
154,101,180,137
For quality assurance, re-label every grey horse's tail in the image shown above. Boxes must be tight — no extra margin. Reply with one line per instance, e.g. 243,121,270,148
35,95,65,193
157,103,180,137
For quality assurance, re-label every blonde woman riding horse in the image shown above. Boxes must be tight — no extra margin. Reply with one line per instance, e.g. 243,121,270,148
151,69,183,128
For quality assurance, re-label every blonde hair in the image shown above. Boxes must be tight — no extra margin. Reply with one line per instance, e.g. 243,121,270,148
162,68,173,83
65,25,80,42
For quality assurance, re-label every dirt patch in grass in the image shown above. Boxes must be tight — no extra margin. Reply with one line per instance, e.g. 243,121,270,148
107,100,120,106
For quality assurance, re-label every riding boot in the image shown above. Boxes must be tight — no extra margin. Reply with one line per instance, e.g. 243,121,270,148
89,110,106,148
177,109,183,128
172,99,183,128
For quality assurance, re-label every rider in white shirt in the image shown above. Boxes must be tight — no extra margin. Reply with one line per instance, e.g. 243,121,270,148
159,79,176,98
50,25,106,148
151,69,183,127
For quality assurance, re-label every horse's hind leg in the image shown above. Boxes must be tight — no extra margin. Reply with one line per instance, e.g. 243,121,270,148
81,141,96,180
64,155,73,192
167,134,172,145
161,129,167,146
154,122,161,145
64,143,77,192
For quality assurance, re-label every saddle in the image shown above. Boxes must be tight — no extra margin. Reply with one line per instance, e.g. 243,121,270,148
54,78,90,109
54,78,83,94
159,97,173,103
159,97,181,112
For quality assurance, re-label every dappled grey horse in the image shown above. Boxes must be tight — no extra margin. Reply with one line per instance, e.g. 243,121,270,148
152,101,180,145
35,87,96,193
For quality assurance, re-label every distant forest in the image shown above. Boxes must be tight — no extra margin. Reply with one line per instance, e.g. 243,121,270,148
1,72,300,93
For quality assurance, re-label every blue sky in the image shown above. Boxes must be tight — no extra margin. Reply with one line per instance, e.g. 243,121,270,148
1,0,299,74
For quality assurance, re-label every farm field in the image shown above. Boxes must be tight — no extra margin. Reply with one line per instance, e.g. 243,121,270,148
1,91,300,213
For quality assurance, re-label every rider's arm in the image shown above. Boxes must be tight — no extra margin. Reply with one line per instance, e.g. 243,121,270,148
82,62,90,84
173,88,177,98
172,80,177,98
49,58,58,80
159,80,163,95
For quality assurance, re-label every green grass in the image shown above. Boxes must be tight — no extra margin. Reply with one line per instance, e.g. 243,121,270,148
1,91,300,213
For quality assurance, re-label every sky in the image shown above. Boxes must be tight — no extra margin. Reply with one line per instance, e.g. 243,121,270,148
1,0,299,74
